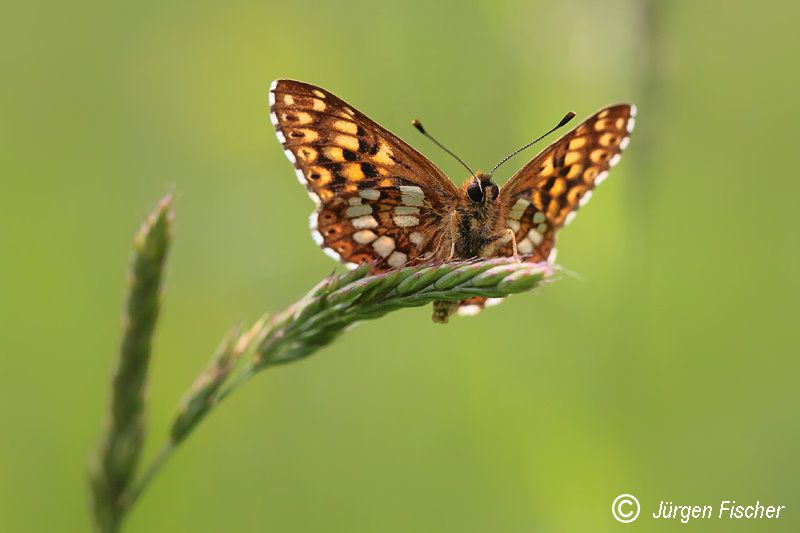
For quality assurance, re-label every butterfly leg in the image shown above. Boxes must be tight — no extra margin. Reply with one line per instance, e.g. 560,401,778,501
505,228,518,257
443,210,460,261
480,229,519,260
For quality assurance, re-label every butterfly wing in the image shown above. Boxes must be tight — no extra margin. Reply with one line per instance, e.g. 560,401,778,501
269,79,459,270
496,104,636,260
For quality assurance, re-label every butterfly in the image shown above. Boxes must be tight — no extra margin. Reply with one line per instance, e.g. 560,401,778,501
268,79,635,322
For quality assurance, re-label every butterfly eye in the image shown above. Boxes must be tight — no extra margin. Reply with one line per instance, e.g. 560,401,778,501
466,180,484,203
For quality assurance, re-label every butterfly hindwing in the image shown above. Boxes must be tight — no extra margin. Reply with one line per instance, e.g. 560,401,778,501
269,79,459,270
310,184,443,270
496,104,636,259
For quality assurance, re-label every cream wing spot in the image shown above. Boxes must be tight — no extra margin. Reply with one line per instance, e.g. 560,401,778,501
527,228,543,246
619,137,630,150
359,189,380,200
609,153,622,167
548,248,558,263
506,218,520,232
595,170,609,185
268,83,277,107
458,305,482,317
410,232,423,246
509,198,530,220
630,104,638,117
283,94,294,105
579,190,593,207
353,230,377,244
323,247,342,262
372,236,395,258
393,206,419,215
387,251,408,268
283,149,297,165
312,89,326,99
517,238,533,255
312,98,326,111
393,215,419,227
399,185,425,207
311,229,324,246
564,211,577,226
346,204,372,218
276,130,286,143
532,211,546,224
352,215,378,229
627,117,636,133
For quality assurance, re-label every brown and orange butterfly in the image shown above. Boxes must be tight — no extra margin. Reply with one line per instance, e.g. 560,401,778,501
268,79,635,322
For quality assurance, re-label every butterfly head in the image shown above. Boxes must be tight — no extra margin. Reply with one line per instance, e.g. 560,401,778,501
465,172,499,204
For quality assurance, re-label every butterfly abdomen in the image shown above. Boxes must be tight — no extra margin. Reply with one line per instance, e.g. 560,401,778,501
432,301,459,323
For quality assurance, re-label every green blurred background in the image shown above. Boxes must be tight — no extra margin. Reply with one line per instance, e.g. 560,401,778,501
2,0,798,531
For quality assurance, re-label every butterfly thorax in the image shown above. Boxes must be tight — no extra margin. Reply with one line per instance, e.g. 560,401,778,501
451,172,505,258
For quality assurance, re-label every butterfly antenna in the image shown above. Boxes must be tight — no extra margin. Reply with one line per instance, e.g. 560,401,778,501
412,119,479,188
488,111,576,178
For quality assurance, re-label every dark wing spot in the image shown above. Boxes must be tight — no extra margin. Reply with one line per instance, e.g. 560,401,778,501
540,192,552,211
358,139,370,153
343,149,358,162
360,163,378,177
357,125,367,136
543,176,556,192
357,180,380,190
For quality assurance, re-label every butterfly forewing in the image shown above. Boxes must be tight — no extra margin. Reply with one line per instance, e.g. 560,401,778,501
497,104,636,258
269,79,459,269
